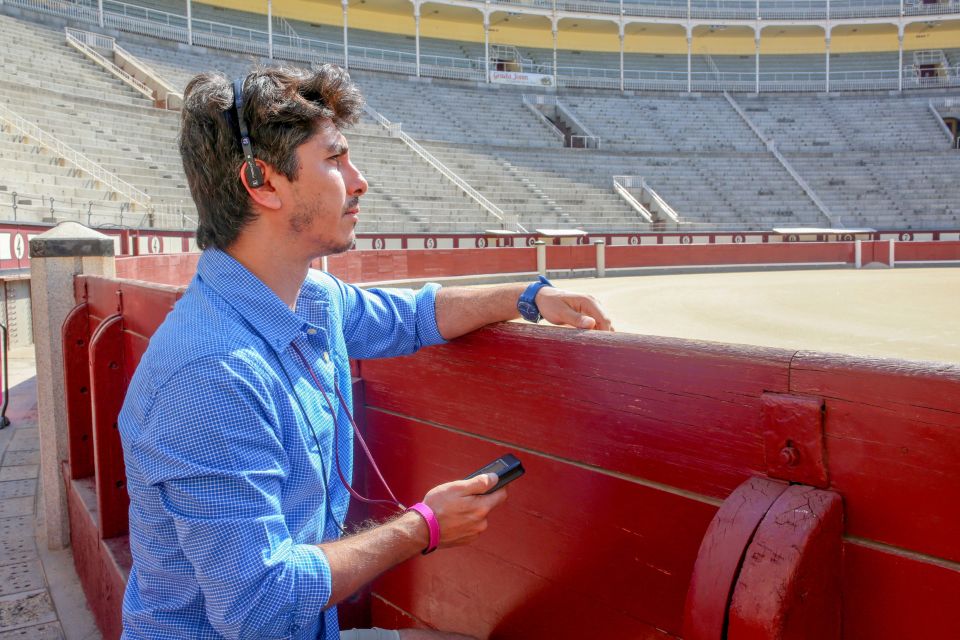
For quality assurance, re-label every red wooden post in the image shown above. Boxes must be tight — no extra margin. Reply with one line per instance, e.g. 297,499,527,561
62,302,94,480
88,314,130,539
727,484,843,639
683,477,789,639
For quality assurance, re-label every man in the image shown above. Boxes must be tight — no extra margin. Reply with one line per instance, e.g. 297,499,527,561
118,65,613,640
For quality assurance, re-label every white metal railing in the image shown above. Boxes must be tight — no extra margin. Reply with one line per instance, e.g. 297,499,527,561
65,28,155,101
929,99,958,146
521,95,566,144
0,102,152,210
614,176,681,223
723,92,836,227
913,49,949,67
113,43,183,108
522,94,602,148
612,177,654,223
0,190,195,228
8,0,960,97
361,104,513,230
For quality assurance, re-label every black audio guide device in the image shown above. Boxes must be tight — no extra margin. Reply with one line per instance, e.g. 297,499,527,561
465,453,525,495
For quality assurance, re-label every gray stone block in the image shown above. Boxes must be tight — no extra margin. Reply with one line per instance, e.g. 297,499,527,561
1,452,38,467
0,621,64,639
0,561,46,597
0,497,35,520
0,590,57,632
0,480,36,500
0,468,37,483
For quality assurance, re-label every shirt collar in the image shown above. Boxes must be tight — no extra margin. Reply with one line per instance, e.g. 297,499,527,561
196,248,329,352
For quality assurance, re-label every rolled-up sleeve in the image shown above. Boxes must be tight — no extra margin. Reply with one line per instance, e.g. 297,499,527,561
133,356,331,639
333,278,447,359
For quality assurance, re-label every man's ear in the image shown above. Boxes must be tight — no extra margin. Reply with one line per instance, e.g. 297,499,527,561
239,160,283,211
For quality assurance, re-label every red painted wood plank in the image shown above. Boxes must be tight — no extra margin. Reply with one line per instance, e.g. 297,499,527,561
683,477,788,640
82,276,122,327
360,324,793,498
117,280,182,342
62,303,94,480
894,240,960,262
605,243,853,269
789,352,960,563
116,254,199,286
841,541,960,639
727,485,843,640
66,470,124,640
546,245,595,270
361,409,716,637
89,315,130,539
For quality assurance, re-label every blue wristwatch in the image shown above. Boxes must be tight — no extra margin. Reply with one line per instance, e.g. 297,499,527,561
517,276,553,323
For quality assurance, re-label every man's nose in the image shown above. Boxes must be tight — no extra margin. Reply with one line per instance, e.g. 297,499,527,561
347,160,368,197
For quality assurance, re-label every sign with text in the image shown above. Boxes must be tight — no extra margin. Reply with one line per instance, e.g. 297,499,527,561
489,70,554,87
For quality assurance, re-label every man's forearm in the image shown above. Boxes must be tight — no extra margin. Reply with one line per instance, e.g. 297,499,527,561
434,284,525,341
320,511,427,607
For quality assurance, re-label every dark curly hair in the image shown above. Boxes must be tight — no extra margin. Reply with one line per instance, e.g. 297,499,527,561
179,64,364,250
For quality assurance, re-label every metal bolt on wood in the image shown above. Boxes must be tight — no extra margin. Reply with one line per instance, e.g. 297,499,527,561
780,445,799,467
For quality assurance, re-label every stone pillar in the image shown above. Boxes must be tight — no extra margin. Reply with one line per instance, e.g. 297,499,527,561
552,23,559,87
898,30,904,92
535,240,546,276
620,1,625,92
267,0,273,60
755,34,761,94
855,239,862,268
342,0,349,69
414,4,421,78
187,0,193,46
686,33,692,93
98,0,104,28
30,223,116,550
825,34,831,93
483,13,490,82
594,240,606,278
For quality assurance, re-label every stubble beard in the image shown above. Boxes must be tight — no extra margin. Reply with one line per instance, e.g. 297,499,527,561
290,197,357,257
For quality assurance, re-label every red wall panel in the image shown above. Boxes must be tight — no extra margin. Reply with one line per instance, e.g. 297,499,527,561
606,242,854,269
894,239,960,262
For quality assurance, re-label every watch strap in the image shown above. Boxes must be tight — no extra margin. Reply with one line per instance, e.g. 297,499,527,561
518,275,553,323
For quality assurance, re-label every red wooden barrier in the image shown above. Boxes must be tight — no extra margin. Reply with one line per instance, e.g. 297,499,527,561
894,239,960,262
59,257,960,639
605,242,854,269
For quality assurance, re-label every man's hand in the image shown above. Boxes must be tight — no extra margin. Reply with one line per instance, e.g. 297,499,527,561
422,473,508,549
435,283,615,340
536,286,615,332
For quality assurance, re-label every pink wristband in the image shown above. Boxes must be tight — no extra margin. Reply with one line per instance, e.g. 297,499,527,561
406,502,440,555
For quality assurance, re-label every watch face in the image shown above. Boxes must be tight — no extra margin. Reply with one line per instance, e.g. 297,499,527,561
518,300,540,322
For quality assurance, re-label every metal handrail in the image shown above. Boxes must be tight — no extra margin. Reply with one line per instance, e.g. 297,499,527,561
361,104,512,230
929,99,958,146
722,92,836,227
0,102,152,210
8,0,960,96
65,28,155,100
521,95,566,144
612,177,654,223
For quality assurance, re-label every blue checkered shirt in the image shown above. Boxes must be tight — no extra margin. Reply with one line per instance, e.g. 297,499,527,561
118,248,445,639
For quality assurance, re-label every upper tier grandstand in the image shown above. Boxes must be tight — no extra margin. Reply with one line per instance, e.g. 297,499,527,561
0,0,958,234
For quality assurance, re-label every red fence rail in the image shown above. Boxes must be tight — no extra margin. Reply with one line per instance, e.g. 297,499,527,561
59,248,960,639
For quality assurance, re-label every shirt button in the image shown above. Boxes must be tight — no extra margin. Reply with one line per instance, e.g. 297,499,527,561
306,328,317,335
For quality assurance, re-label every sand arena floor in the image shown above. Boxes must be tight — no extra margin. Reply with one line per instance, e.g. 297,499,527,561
529,267,960,365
